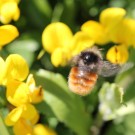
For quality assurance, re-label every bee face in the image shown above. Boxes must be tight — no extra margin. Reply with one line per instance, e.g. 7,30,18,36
80,51,99,65
68,46,120,96
73,46,102,73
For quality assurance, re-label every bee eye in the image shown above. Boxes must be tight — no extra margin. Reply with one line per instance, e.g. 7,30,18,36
81,52,98,65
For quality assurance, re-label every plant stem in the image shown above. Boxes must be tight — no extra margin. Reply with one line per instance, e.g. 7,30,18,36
90,112,104,135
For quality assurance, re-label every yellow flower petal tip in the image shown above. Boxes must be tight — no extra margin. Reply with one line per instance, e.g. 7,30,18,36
27,74,43,103
34,124,57,135
106,45,129,64
30,86,43,103
0,1,20,24
42,22,73,53
0,25,19,47
51,48,64,67
100,7,126,27
81,21,108,44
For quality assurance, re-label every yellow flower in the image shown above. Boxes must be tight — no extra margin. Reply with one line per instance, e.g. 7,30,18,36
5,103,39,126
6,80,30,107
0,54,31,106
5,103,39,135
33,124,57,135
80,7,135,64
42,8,135,66
0,25,19,48
106,45,129,64
0,1,20,24
26,74,43,103
42,22,73,67
42,22,73,53
51,31,95,67
4,54,29,84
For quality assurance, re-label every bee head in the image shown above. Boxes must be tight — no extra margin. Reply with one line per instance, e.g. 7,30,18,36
80,52,99,65
71,46,103,72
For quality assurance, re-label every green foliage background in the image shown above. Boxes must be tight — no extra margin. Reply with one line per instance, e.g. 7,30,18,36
1,0,135,135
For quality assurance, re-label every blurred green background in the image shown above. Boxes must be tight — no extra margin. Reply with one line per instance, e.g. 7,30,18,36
1,0,135,135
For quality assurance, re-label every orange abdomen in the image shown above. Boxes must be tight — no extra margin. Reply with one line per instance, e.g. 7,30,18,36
68,67,98,96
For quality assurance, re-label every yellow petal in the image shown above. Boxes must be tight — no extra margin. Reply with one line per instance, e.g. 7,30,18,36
34,124,57,135
110,18,135,46
71,31,94,56
13,118,33,135
30,112,39,125
0,1,20,24
0,0,20,5
26,74,36,87
51,48,64,67
106,45,129,64
100,7,126,27
30,86,43,103
5,54,29,82
42,22,73,53
81,21,108,44
6,80,30,106
0,57,6,84
5,106,23,126
0,25,19,47
21,104,38,122
51,47,71,67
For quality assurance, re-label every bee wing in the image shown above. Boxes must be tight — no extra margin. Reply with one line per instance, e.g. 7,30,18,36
118,62,134,74
99,61,121,77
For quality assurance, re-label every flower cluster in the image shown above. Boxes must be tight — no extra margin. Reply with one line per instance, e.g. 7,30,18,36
0,54,44,134
0,54,56,135
0,0,20,49
42,7,135,66
0,2,58,134
81,7,132,64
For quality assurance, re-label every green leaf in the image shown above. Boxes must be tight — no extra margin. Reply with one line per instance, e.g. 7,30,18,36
0,109,13,135
0,86,7,108
0,117,10,135
34,69,90,135
21,0,52,30
115,67,135,102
